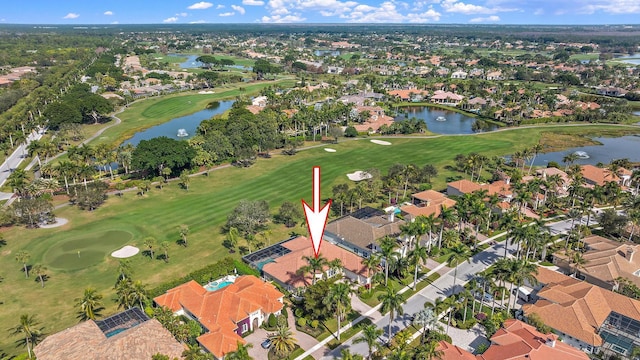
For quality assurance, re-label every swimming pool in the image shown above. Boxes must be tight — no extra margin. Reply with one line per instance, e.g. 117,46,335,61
204,275,237,291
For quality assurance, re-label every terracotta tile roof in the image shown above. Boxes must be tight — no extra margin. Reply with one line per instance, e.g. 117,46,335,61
154,275,283,358
447,179,512,198
478,319,589,360
387,88,429,99
262,236,368,288
555,235,640,288
447,179,482,194
523,268,640,346
434,340,476,360
34,317,185,360
401,190,457,219
580,165,621,186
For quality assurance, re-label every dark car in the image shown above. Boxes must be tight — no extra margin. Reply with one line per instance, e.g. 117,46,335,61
261,338,272,349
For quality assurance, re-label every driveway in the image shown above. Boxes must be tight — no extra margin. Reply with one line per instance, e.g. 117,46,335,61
245,326,271,359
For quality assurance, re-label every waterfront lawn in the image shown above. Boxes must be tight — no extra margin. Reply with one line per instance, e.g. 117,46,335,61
0,124,636,355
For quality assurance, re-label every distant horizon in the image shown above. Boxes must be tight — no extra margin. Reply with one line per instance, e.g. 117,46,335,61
2,1,640,26
2,23,639,26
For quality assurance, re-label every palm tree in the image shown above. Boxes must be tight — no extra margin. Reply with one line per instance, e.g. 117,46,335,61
362,254,381,293
117,259,133,282
178,224,190,247
378,236,398,286
32,264,47,288
409,243,429,289
115,279,135,309
414,340,443,360
570,250,587,277
298,254,328,285
324,282,353,340
412,308,442,344
227,226,240,252
75,287,104,321
144,236,156,260
338,348,364,360
378,287,406,340
15,250,30,278
227,341,253,360
161,241,170,263
354,324,383,360
445,243,471,290
11,314,44,359
438,206,456,250
130,280,148,309
508,259,538,312
268,324,297,357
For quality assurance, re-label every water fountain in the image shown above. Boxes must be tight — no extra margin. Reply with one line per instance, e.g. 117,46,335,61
573,151,589,159
435,116,447,122
177,129,188,137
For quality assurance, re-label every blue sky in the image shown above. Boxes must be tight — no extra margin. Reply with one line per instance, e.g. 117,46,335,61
1,0,640,24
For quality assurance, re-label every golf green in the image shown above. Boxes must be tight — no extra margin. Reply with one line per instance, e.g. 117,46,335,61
43,230,134,270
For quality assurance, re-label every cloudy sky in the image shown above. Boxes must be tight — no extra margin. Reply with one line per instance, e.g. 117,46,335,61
1,0,639,24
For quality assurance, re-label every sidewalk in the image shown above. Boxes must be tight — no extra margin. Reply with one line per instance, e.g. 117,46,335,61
294,262,448,360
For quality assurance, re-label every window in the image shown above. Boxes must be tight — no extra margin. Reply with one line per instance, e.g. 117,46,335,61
242,323,248,333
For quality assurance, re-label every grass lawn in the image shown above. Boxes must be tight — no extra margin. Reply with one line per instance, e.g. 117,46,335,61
569,53,600,61
0,124,636,355
89,78,296,149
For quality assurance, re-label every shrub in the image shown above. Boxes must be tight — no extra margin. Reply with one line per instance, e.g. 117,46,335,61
310,319,319,329
475,312,487,321
344,126,358,137
149,257,236,297
296,317,307,327
281,307,288,318
294,308,304,318
268,313,277,328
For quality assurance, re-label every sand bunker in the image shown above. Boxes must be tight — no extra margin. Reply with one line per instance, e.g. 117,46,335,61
198,90,215,94
39,217,69,229
111,245,140,258
324,148,337,152
370,139,391,145
347,171,373,182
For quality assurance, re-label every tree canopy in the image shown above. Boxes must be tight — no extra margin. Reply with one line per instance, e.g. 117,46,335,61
131,137,196,177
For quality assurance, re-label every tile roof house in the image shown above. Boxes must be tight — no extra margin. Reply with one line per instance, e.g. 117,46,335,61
325,207,405,258
430,91,464,106
261,236,370,291
434,340,476,360
352,105,395,133
34,308,185,360
553,235,640,291
522,267,640,356
478,319,589,360
400,190,457,221
154,275,284,359
580,165,631,187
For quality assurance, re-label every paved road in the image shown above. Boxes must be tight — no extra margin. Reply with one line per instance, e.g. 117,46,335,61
322,240,518,359
0,127,45,197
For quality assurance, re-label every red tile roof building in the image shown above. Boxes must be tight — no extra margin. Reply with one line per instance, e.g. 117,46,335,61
154,275,284,359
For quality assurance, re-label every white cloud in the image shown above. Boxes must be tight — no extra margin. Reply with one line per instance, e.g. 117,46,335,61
177,12,188,17
191,20,207,23
406,8,441,22
353,4,376,12
103,11,113,16
469,15,500,22
346,1,405,22
217,4,225,8
231,5,246,14
243,0,265,5
163,16,179,23
533,8,544,15
440,0,492,14
188,2,214,9
63,13,80,19
111,21,119,24
220,12,235,16
580,0,640,14
261,14,306,22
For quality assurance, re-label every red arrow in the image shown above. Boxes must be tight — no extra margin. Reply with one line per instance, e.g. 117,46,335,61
302,166,332,259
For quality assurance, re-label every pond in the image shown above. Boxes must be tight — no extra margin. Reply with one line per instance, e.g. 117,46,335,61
397,106,497,134
122,100,234,146
615,53,640,65
533,135,640,166
314,50,341,57
166,54,201,69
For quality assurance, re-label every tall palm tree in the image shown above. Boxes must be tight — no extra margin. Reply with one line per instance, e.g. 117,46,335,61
75,287,104,321
354,324,383,360
323,282,353,340
115,279,135,309
160,241,170,263
338,348,364,360
414,340,443,360
298,254,328,285
15,250,30,279
143,236,156,260
117,259,133,283
11,314,44,359
227,341,253,360
268,324,297,357
445,243,471,290
178,224,190,247
378,236,398,286
508,259,538,312
378,287,406,340
130,280,148,309
409,243,429,289
438,206,457,250
32,264,47,288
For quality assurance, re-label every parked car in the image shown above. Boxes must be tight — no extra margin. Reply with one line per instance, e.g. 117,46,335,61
261,339,272,349
475,292,494,303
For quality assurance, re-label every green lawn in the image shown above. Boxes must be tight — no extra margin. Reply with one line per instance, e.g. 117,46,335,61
0,124,636,356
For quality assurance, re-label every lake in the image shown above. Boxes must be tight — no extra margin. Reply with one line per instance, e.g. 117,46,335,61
314,50,341,57
533,135,640,166
615,53,640,65
397,106,496,134
166,54,201,69
123,100,234,146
